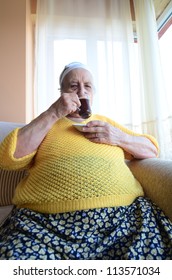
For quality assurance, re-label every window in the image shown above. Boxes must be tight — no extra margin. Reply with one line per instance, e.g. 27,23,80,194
54,39,87,95
159,24,172,107
52,38,140,124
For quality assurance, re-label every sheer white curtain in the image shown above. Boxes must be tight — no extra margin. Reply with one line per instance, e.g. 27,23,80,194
35,0,137,124
133,0,172,158
35,0,172,158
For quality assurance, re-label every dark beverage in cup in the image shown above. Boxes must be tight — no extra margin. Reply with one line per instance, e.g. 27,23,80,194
79,98,92,119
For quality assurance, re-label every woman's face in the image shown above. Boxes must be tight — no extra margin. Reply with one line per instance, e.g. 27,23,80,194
61,68,94,119
61,68,94,104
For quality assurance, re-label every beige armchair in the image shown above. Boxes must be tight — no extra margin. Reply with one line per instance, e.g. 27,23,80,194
127,159,172,221
0,121,172,226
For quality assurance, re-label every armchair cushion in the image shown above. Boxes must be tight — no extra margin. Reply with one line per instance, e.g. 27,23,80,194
0,169,27,206
0,122,25,207
127,158,172,221
0,121,26,225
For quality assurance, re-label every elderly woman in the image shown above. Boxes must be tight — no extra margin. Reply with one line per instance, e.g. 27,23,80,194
0,62,172,260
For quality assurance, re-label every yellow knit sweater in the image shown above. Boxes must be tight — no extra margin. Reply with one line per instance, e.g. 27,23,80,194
0,115,158,213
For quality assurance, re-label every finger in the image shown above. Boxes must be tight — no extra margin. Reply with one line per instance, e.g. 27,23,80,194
86,120,105,127
71,103,78,113
87,136,107,144
84,132,102,139
71,94,81,107
62,92,80,107
84,132,96,139
83,126,104,133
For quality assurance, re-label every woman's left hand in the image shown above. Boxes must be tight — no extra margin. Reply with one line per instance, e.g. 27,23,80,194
82,120,124,146
82,120,158,159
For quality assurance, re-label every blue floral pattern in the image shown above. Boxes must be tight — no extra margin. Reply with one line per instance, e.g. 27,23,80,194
0,197,172,260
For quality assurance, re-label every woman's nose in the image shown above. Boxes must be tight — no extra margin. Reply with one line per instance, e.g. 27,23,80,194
77,86,87,98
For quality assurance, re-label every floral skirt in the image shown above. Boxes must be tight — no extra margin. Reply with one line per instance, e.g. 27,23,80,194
0,197,172,260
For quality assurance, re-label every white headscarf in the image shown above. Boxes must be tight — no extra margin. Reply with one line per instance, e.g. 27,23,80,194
59,62,92,87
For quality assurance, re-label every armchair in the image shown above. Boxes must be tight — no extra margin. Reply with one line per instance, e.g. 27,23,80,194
0,121,172,226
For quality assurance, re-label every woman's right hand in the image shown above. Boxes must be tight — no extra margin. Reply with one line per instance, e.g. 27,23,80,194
48,92,81,119
14,92,79,158
14,92,81,158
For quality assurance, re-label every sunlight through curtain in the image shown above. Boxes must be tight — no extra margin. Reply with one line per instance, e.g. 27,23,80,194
35,0,172,158
133,0,172,158
35,0,137,123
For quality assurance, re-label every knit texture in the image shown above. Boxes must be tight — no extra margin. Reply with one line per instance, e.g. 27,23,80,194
0,115,158,213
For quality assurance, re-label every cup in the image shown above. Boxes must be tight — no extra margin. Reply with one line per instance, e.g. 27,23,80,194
79,97,92,119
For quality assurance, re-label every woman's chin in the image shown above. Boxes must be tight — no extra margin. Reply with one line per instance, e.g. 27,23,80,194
67,111,80,118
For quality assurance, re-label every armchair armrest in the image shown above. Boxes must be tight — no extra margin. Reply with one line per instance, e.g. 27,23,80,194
127,158,172,221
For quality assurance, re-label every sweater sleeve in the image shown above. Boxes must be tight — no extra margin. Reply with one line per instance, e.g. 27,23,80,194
0,128,37,170
118,124,159,159
94,115,159,159
119,126,159,154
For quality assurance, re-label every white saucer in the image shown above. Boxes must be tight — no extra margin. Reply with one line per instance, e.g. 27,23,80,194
73,123,87,132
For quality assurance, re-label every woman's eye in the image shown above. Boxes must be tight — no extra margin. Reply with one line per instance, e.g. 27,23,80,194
85,84,92,89
71,85,78,89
